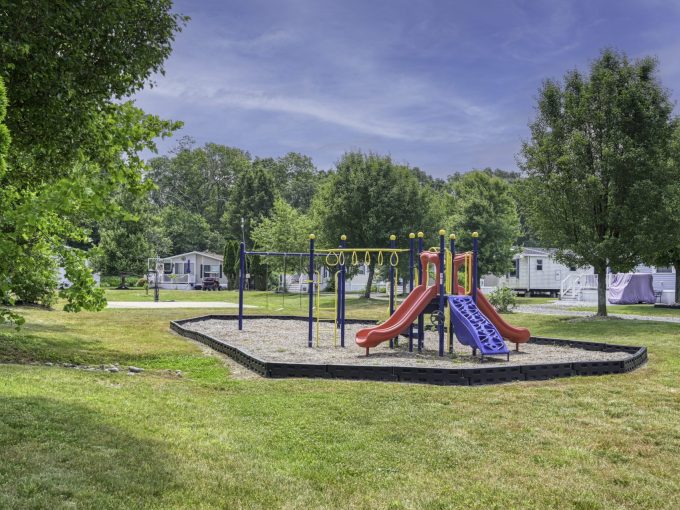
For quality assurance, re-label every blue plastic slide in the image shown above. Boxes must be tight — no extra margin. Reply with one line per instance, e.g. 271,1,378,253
448,296,509,358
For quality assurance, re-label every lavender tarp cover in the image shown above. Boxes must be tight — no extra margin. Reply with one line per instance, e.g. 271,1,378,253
608,273,656,304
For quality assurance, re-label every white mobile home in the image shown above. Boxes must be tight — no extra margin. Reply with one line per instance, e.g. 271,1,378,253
491,248,676,302
148,251,227,290
494,248,594,297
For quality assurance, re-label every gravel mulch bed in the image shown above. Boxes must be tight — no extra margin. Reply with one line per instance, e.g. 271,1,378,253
183,318,632,369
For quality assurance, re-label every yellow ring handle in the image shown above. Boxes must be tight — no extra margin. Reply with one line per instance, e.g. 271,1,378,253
377,251,384,266
325,252,339,267
338,252,345,266
351,251,359,266
389,251,399,267
364,251,371,266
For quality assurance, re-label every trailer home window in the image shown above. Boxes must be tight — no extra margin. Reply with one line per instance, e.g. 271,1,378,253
656,266,672,273
536,259,543,271
509,258,519,277
203,264,221,278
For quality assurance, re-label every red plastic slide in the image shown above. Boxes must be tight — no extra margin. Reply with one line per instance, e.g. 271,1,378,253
355,252,440,350
452,254,530,344
471,287,530,344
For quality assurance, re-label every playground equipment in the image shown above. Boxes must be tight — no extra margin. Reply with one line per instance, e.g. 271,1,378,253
237,230,530,358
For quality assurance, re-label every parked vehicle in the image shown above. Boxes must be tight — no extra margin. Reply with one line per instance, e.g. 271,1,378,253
200,277,221,291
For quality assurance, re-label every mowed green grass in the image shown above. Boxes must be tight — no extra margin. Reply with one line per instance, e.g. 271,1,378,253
568,303,680,318
1,305,679,509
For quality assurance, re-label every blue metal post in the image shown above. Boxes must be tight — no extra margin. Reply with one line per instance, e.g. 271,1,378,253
340,234,347,347
408,233,415,352
449,234,456,354
389,234,396,349
308,234,315,347
438,230,446,356
238,242,245,330
417,232,425,352
472,231,479,304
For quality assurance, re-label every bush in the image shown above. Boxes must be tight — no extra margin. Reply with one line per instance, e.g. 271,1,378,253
487,286,517,313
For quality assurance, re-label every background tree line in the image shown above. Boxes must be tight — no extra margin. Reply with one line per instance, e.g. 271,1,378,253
94,141,526,298
0,0,677,324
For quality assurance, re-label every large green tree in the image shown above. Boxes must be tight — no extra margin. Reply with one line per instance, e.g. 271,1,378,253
520,49,675,315
643,125,680,302
223,165,276,245
251,198,313,273
313,152,436,298
447,170,520,278
0,0,186,174
94,192,171,283
147,140,251,230
0,1,185,324
255,152,321,212
160,206,223,256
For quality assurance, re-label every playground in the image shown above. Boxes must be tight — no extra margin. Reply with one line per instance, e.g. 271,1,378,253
170,230,647,384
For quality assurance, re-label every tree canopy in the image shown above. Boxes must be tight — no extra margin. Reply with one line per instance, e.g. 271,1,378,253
0,1,185,324
520,49,676,315
0,0,187,174
313,151,437,297
446,170,520,278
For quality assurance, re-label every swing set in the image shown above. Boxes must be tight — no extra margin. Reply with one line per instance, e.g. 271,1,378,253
238,235,409,346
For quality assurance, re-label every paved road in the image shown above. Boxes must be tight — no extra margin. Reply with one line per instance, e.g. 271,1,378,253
107,301,257,309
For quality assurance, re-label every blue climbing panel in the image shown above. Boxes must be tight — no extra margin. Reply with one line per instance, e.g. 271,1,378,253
448,296,509,357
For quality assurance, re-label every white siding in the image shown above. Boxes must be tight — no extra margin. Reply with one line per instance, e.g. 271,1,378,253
498,252,593,292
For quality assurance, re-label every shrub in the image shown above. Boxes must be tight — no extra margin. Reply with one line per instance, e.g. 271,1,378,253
488,286,517,313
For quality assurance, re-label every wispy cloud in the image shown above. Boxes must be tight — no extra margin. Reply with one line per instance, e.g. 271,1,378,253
134,0,680,175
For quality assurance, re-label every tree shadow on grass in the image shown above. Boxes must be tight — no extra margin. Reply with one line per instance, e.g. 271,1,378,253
0,396,181,509
0,329,102,364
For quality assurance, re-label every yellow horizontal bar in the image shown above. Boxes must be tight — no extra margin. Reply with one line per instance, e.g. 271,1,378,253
316,248,409,253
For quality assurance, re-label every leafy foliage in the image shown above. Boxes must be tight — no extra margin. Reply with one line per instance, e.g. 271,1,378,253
160,206,223,256
147,140,251,231
313,152,437,297
94,192,171,279
643,125,680,301
251,198,314,271
519,49,676,315
487,286,517,313
223,164,276,245
0,0,187,174
0,2,185,324
255,153,322,212
446,170,520,278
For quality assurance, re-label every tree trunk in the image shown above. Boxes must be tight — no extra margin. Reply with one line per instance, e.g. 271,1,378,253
596,266,607,316
364,262,375,299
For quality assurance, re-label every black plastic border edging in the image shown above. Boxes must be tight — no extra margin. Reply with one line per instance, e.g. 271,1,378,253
170,314,648,386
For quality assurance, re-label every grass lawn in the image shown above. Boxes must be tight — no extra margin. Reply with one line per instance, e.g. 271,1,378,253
1,304,679,509
568,303,680,318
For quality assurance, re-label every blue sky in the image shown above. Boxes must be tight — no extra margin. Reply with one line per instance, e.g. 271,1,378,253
134,0,680,177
